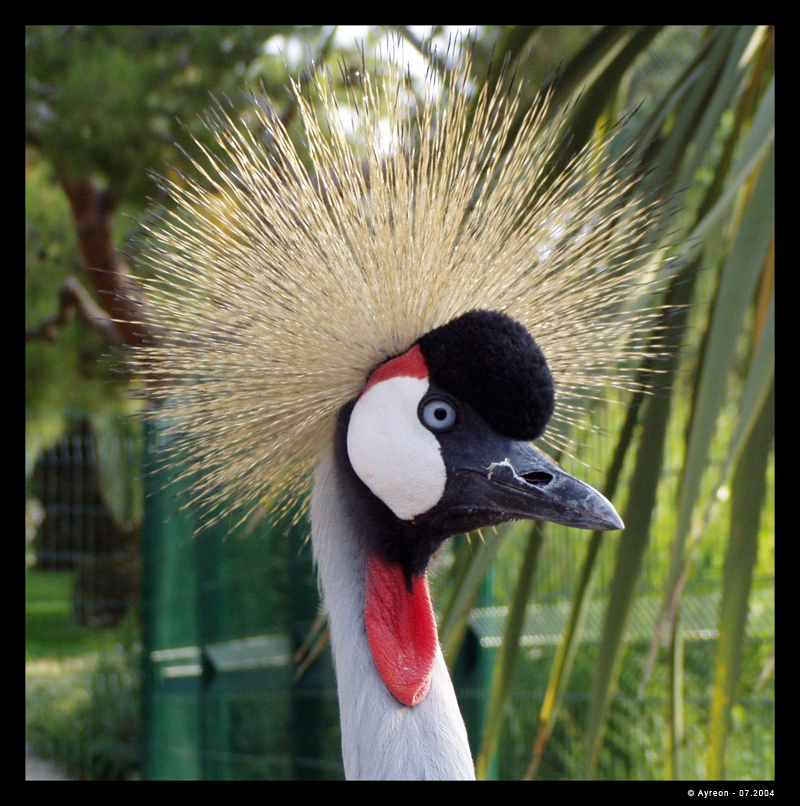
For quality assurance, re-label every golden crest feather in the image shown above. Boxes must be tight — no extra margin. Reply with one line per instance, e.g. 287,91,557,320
134,43,665,525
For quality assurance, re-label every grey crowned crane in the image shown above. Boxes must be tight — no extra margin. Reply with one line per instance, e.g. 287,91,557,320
135,46,662,779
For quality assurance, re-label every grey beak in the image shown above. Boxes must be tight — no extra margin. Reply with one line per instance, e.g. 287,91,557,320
437,434,623,534
469,439,624,532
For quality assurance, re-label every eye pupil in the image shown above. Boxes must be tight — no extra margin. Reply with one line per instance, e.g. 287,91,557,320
434,407,447,420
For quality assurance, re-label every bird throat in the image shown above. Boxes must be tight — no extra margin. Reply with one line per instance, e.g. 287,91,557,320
364,554,438,707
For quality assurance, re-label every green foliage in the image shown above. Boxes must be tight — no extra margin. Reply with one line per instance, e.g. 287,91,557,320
25,25,307,199
26,570,141,780
26,645,141,780
25,157,132,416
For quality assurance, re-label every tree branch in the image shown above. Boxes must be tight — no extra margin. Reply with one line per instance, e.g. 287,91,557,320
26,276,123,343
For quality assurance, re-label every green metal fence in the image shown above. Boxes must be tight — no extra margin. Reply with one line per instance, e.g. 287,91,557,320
141,424,342,778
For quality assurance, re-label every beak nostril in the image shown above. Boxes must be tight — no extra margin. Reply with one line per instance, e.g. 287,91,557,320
522,470,552,486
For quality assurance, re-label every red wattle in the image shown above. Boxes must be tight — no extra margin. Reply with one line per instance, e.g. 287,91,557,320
364,554,438,707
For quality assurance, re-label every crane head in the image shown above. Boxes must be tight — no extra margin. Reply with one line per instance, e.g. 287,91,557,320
340,309,623,706
345,308,622,580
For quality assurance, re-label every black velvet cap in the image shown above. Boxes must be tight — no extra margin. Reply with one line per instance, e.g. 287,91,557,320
417,310,554,441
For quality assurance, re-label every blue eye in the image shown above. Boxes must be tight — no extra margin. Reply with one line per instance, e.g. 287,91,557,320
419,398,457,431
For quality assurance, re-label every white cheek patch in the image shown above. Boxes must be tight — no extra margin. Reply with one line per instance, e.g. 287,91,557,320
347,376,447,520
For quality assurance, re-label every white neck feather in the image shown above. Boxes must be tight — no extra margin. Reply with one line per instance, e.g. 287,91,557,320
310,447,475,780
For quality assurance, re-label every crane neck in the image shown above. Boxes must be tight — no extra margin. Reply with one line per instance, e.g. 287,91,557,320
310,446,475,779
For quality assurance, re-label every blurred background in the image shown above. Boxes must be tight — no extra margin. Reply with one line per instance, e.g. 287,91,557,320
25,25,774,780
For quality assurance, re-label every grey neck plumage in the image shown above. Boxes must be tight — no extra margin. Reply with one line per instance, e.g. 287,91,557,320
310,447,475,780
